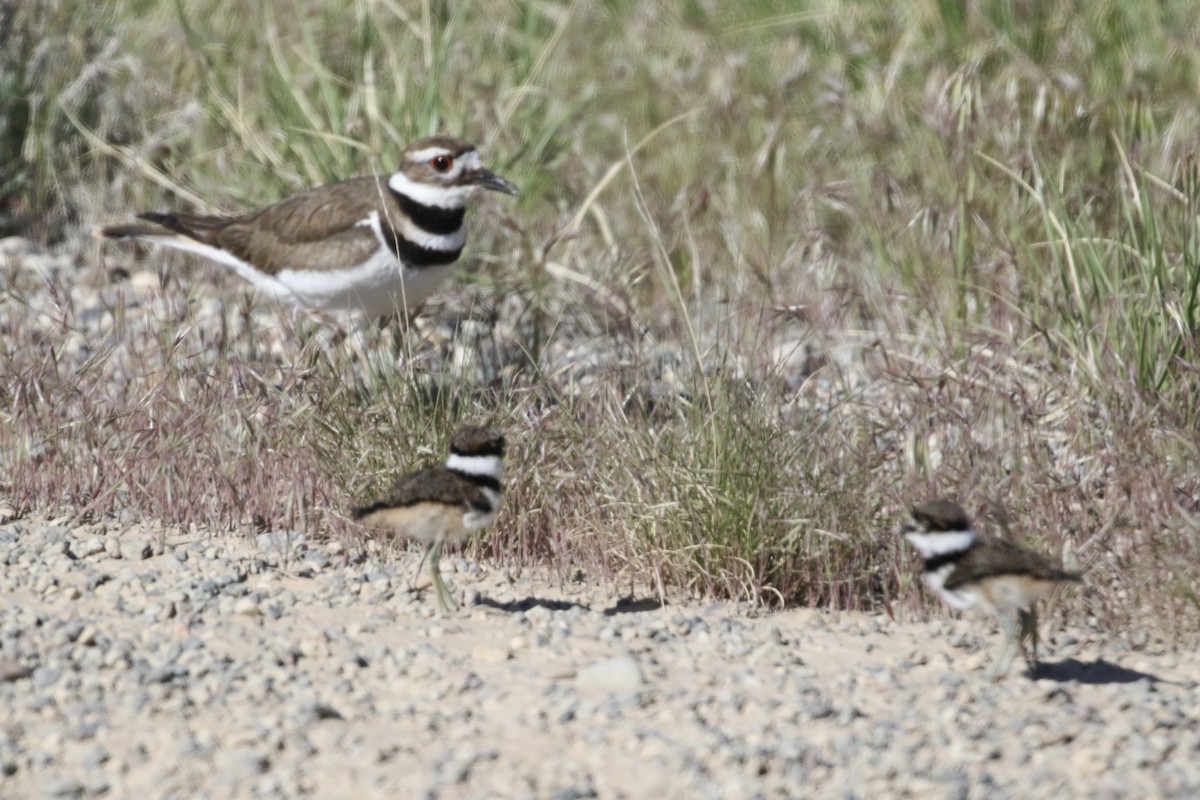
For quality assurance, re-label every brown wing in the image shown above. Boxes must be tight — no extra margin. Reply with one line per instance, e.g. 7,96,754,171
944,537,1082,591
353,466,493,519
141,176,392,275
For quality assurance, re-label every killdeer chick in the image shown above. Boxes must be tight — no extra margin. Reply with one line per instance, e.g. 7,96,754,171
353,426,505,615
902,499,1083,680
97,136,517,320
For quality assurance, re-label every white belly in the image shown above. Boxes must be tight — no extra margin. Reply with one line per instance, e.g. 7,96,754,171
274,252,454,318
154,234,455,318
361,501,473,546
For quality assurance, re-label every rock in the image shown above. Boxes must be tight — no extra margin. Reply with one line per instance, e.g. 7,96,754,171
216,747,270,778
82,775,111,796
120,539,152,561
257,531,306,553
0,659,32,682
471,644,511,664
78,745,109,768
76,537,104,558
31,666,63,689
232,597,259,616
576,656,643,691
38,777,85,798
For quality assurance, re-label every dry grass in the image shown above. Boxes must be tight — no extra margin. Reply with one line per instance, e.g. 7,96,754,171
1,0,1198,641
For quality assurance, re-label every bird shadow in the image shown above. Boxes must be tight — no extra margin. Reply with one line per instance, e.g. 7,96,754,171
602,596,664,616
474,596,589,613
472,595,664,616
1028,657,1187,686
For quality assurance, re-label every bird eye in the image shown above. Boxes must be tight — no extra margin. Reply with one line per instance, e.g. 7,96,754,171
431,155,453,172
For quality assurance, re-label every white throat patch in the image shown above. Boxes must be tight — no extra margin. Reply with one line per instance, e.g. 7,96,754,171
903,529,976,559
445,453,503,480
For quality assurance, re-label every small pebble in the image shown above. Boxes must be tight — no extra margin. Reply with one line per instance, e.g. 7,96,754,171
576,657,643,691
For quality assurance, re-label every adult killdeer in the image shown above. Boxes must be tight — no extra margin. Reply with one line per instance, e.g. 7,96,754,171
902,499,1083,680
353,425,505,615
97,136,518,320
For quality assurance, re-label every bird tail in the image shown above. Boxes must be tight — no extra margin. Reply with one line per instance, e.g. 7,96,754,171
94,223,170,241
95,212,226,242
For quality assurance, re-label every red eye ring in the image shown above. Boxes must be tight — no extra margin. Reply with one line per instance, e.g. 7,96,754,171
431,155,453,172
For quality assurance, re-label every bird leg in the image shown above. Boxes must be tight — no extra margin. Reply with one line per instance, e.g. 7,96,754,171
427,540,459,616
986,614,1022,682
410,543,432,591
1019,605,1040,672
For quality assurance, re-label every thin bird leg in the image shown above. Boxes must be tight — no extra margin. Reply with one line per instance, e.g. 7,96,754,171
344,325,372,374
410,542,433,593
1019,605,1040,671
427,540,458,615
986,615,1022,682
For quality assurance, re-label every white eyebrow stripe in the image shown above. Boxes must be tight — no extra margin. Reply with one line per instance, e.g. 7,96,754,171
407,146,477,163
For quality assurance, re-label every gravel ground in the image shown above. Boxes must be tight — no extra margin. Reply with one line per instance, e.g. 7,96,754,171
2,239,1197,799
2,516,1198,800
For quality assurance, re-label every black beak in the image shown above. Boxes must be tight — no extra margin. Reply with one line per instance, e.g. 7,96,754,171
473,169,519,196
